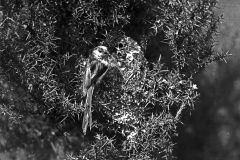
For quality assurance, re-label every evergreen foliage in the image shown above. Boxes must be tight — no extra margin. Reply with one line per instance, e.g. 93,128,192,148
0,0,228,159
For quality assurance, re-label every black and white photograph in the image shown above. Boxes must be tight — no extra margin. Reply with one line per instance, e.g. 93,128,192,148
0,0,239,159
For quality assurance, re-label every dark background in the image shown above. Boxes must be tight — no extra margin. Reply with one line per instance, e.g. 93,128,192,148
175,0,240,159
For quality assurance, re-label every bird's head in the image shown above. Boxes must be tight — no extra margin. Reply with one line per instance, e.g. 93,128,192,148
92,46,109,63
91,46,120,68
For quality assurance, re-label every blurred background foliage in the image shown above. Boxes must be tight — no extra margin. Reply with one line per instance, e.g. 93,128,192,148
175,0,240,159
0,0,231,159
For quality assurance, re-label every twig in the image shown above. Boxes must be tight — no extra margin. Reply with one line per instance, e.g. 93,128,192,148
175,104,184,120
124,71,135,86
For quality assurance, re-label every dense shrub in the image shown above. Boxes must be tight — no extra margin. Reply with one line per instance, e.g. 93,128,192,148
0,0,228,159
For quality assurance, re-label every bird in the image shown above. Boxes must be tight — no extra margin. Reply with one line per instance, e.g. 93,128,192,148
82,46,110,135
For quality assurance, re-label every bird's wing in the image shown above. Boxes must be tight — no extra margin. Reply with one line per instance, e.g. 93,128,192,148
91,61,109,85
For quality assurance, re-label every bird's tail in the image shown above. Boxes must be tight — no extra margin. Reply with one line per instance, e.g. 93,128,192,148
82,86,94,135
